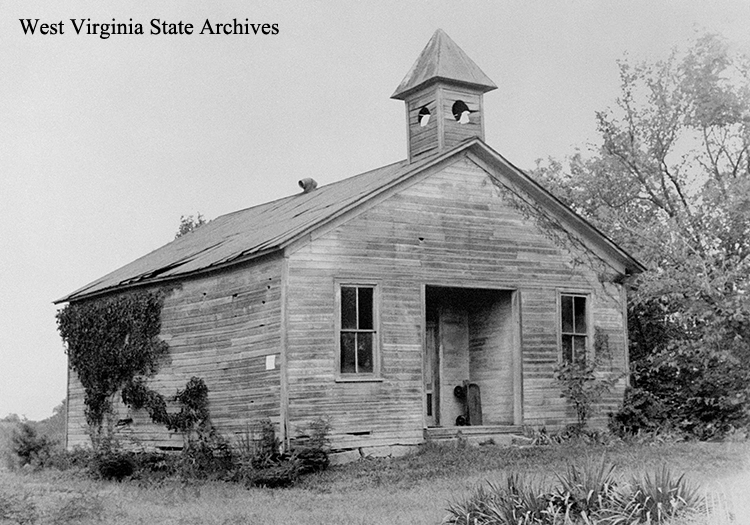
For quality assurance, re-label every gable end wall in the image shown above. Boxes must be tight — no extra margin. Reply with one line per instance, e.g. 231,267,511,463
285,156,628,449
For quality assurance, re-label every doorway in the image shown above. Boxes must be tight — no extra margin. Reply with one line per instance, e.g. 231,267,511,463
424,286,519,427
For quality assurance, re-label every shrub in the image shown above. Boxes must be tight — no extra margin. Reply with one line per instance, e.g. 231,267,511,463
93,447,136,481
608,386,670,437
179,429,233,480
43,446,95,471
17,416,330,489
245,459,301,488
131,450,179,478
293,448,329,475
11,421,55,468
292,418,331,475
232,418,330,488
232,420,298,487
626,335,750,440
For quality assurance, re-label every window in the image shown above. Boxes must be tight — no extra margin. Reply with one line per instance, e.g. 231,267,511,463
338,285,378,376
560,294,588,363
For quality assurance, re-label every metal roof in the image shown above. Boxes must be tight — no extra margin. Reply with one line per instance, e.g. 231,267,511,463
57,140,644,304
391,29,497,100
56,156,433,303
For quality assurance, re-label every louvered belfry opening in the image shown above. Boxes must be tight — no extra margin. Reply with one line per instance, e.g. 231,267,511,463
391,29,497,163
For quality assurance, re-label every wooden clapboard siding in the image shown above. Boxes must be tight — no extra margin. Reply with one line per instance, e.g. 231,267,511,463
66,254,284,449
406,90,439,160
66,373,88,448
285,156,628,448
285,275,425,448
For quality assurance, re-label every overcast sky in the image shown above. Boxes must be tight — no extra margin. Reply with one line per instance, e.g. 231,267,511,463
2,0,750,420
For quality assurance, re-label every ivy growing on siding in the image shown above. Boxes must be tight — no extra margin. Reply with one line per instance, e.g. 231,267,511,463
555,327,621,428
122,375,211,441
488,177,625,305
56,290,170,442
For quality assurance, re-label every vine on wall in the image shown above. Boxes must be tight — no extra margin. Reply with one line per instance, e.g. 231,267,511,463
57,290,170,443
58,289,214,448
555,327,621,428
122,375,211,443
488,177,625,300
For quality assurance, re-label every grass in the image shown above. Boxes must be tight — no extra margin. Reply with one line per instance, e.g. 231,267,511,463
0,440,748,524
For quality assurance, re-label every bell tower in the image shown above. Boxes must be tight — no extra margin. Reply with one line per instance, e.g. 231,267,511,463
392,30,497,163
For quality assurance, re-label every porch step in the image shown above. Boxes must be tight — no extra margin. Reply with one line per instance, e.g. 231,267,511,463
425,425,527,445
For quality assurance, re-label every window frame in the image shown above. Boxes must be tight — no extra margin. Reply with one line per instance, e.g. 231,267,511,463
334,281,382,382
558,291,591,364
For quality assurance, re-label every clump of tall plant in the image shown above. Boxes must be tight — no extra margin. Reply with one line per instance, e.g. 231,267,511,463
444,458,702,525
555,328,619,429
232,418,332,488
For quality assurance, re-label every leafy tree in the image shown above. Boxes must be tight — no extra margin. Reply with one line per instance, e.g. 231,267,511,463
535,34,750,438
34,399,67,446
175,213,207,239
2,414,21,423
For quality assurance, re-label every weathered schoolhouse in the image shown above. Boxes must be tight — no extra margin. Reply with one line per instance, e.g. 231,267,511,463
58,30,642,453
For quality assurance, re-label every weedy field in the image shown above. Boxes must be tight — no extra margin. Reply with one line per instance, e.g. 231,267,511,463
1,439,749,524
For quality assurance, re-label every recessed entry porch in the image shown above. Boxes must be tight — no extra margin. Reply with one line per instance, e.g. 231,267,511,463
423,285,523,439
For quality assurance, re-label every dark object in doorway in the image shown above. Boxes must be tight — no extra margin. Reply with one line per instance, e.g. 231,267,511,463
455,415,468,426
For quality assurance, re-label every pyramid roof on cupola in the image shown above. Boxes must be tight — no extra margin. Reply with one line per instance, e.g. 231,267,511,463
391,29,497,100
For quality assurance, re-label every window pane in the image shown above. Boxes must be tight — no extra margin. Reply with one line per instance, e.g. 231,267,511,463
341,332,356,373
561,295,574,333
573,336,587,363
357,333,373,373
341,287,357,329
358,287,373,329
574,296,587,334
562,335,573,363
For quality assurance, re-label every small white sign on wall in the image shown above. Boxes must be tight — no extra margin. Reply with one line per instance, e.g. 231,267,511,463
265,354,276,370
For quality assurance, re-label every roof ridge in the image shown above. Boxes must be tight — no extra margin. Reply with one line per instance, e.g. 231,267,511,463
219,158,409,220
